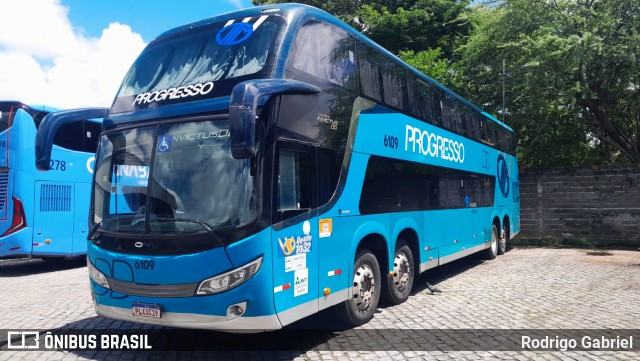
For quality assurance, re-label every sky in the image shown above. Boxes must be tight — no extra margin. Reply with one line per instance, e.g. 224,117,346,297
0,0,254,108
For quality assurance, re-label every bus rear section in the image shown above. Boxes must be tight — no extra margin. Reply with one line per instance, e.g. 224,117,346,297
0,101,101,259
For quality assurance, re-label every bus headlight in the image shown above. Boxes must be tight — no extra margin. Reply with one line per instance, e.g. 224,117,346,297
196,257,262,296
88,260,111,289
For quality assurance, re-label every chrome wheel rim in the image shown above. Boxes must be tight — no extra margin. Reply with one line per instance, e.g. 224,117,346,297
499,228,507,252
393,252,410,292
491,230,498,254
353,264,375,310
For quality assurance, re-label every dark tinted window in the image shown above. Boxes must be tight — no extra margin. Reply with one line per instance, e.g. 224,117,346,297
359,156,495,215
357,44,383,101
407,79,441,126
317,147,341,206
286,21,357,91
0,102,49,131
112,16,284,113
380,58,406,110
54,120,101,152
276,148,313,222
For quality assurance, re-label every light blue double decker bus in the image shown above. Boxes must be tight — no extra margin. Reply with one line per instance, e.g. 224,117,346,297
0,101,101,259
36,4,519,330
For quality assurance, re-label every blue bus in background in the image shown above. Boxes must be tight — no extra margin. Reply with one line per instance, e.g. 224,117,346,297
0,101,101,260
36,4,519,330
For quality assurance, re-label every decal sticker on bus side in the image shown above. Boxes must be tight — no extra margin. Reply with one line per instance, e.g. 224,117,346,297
277,220,313,256
293,268,309,297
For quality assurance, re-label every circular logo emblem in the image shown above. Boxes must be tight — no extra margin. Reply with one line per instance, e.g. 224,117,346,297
497,155,510,198
215,23,253,46
282,237,296,256
134,242,144,248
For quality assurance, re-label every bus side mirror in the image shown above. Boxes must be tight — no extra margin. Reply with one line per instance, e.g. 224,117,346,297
229,79,320,159
36,108,109,171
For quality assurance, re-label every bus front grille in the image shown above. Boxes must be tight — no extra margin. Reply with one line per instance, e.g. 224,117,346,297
107,277,199,298
40,184,72,212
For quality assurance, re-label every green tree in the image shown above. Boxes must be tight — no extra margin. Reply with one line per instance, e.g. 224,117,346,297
252,0,471,59
461,0,640,167
399,48,464,89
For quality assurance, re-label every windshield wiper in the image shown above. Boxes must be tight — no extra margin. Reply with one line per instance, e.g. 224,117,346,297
153,218,215,232
88,221,103,240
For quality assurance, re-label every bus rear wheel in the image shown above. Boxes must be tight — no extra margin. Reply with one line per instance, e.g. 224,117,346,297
382,240,414,305
498,225,508,255
336,249,381,327
482,225,498,260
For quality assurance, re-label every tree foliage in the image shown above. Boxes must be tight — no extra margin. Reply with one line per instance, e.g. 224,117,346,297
252,0,471,59
460,0,640,167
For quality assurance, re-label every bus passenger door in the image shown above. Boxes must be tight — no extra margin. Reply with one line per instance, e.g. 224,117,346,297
271,144,319,326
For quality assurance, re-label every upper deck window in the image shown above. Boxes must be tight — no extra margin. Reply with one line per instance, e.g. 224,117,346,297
286,20,357,92
111,15,285,113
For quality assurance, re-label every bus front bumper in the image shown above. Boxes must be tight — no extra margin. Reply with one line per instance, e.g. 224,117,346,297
93,301,282,333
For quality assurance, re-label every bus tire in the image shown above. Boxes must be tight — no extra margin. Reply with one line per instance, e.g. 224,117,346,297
498,225,508,255
482,225,498,260
336,249,381,327
382,240,414,305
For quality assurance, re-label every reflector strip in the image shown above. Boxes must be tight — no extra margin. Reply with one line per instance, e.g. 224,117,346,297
273,283,291,293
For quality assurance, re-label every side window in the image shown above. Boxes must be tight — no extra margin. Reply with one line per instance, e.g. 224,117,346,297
360,156,495,214
53,120,102,153
277,149,312,221
286,21,357,91
480,120,497,147
357,44,383,102
317,147,341,206
467,110,481,141
380,59,406,110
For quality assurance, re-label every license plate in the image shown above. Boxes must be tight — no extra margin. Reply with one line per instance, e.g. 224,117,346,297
132,302,162,319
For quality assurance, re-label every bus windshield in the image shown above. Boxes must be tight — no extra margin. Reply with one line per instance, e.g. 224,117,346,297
111,15,283,113
92,120,258,234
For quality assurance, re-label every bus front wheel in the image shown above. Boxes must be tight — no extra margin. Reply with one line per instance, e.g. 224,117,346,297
337,249,381,327
382,240,414,305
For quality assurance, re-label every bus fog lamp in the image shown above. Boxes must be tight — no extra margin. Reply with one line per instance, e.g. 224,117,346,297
88,261,110,289
196,257,262,295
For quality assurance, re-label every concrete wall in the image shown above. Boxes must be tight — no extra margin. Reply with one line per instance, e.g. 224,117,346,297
519,165,640,243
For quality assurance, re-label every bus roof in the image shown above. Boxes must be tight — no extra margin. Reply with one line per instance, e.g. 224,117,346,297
0,101,59,114
154,3,513,133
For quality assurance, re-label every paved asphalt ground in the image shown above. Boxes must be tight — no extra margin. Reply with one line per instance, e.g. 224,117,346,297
0,247,639,360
